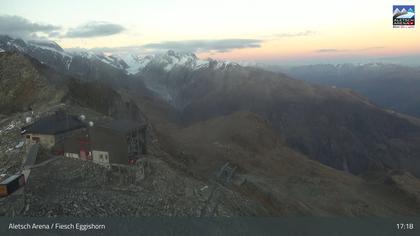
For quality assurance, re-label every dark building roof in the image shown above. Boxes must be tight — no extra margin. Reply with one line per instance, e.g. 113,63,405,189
21,111,87,135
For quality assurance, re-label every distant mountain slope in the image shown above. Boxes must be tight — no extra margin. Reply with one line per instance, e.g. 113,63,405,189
133,64,420,177
136,108,420,216
135,58,244,109
0,36,218,80
0,35,129,85
285,63,420,118
0,35,72,72
0,36,241,88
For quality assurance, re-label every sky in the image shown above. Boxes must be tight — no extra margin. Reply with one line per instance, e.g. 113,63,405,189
1,0,420,64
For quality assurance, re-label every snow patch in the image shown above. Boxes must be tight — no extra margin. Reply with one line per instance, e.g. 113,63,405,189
116,51,215,74
123,54,152,74
15,141,24,149
66,57,73,70
29,43,72,58
62,48,246,74
5,123,15,131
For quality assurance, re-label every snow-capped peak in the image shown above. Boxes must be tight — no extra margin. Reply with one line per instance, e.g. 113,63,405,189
115,50,246,74
67,48,97,59
95,53,128,70
67,49,128,70
63,49,210,73
27,40,72,59
115,50,208,74
0,35,248,75
121,54,153,74
27,40,64,52
0,35,73,69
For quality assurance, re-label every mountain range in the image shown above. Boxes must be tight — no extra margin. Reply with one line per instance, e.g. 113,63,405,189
0,36,237,77
2,35,420,216
284,64,420,118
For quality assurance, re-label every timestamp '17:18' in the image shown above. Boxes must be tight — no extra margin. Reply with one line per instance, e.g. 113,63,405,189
396,223,415,230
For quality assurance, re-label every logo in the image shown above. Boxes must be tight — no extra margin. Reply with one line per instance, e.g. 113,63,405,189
393,5,415,28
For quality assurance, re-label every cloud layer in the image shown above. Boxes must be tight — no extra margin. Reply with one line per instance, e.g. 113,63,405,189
142,39,262,53
0,15,261,54
274,30,316,38
316,48,346,53
316,47,385,53
64,22,125,38
0,15,60,38
0,15,318,55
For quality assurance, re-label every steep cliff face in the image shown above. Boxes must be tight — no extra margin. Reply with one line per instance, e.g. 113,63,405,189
0,49,146,124
0,52,65,115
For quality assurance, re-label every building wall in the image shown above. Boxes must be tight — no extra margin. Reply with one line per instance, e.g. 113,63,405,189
89,127,129,165
55,128,88,145
92,150,110,167
25,133,55,149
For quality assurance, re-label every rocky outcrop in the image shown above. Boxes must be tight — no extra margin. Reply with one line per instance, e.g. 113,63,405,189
0,52,65,114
